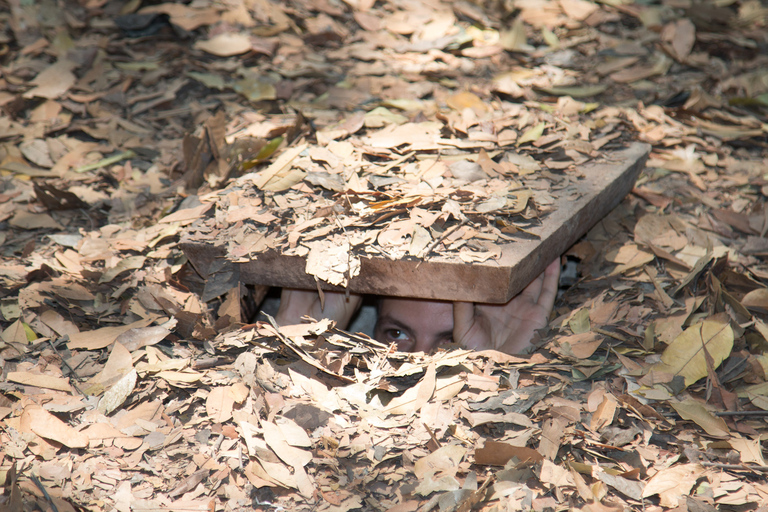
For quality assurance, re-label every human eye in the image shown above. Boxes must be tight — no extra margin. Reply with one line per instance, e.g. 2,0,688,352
384,329,413,350
385,329,408,341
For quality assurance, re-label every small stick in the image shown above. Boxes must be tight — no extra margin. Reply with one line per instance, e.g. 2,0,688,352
30,474,59,512
700,462,768,473
47,338,87,396
714,410,768,417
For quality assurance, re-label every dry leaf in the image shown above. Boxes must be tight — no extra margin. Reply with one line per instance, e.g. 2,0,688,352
98,368,137,415
99,256,146,283
383,363,436,416
6,372,73,392
195,33,253,56
568,308,591,334
741,288,768,310
10,211,63,230
68,319,154,350
206,386,236,423
517,122,546,146
475,441,543,466
262,420,313,468
651,315,734,388
606,244,655,275
23,60,76,99
115,325,171,352
305,240,361,287
85,342,134,395
642,463,704,507
553,332,603,359
589,394,617,431
20,405,89,448
669,399,729,437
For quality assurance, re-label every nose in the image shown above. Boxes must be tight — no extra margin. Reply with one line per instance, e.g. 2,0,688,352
412,336,437,353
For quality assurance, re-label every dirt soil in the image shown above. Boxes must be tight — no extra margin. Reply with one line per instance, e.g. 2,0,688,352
1,0,768,511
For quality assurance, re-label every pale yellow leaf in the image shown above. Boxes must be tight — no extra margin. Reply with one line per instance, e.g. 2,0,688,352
98,368,137,415
194,33,252,57
67,320,150,350
553,332,603,359
23,60,76,99
276,417,312,448
499,17,529,52
606,244,655,275
9,211,63,230
536,85,608,98
252,143,307,189
651,315,734,388
516,122,546,146
156,370,202,383
84,342,134,394
725,437,767,466
305,240,360,287
741,288,768,310
568,308,591,334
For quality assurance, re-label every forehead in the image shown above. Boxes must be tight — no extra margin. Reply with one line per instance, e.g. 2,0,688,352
378,298,453,329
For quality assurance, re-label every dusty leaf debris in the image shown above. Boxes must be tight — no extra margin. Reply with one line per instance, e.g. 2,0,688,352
0,0,768,511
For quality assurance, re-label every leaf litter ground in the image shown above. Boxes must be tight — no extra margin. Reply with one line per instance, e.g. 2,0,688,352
1,0,768,511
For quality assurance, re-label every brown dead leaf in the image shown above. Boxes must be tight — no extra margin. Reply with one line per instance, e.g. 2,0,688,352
85,342,134,395
589,394,618,432
20,405,89,448
669,399,729,437
475,441,543,466
139,3,218,31
383,363,436,416
262,420,313,468
68,319,154,350
552,332,604,359
23,60,76,99
662,18,696,62
6,372,73,393
206,386,236,424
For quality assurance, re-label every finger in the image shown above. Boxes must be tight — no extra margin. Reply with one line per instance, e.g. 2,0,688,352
321,291,357,310
322,291,363,327
518,267,545,302
537,258,561,311
452,301,475,344
276,288,320,325
341,293,363,315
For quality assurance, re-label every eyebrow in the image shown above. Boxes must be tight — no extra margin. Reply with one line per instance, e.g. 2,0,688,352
376,315,414,335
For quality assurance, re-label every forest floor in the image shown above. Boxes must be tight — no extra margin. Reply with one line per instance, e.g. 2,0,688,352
1,0,768,511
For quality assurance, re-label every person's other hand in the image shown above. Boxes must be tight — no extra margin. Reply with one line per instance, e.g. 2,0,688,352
275,288,362,329
452,258,560,354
